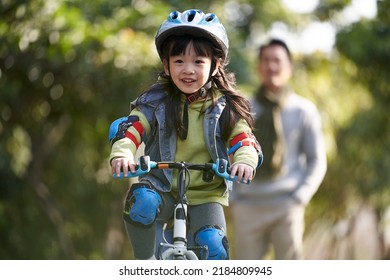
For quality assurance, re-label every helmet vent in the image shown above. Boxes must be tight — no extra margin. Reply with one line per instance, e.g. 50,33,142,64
170,11,179,20
205,14,215,22
187,10,197,22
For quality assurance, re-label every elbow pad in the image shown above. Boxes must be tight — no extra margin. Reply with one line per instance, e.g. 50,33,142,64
108,115,142,146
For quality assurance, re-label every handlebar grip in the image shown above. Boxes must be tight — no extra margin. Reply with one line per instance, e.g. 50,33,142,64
113,156,157,178
213,159,250,184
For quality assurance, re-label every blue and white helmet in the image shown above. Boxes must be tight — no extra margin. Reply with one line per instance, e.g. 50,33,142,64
155,9,229,62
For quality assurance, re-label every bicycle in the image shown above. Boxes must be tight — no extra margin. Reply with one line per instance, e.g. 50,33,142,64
113,155,247,260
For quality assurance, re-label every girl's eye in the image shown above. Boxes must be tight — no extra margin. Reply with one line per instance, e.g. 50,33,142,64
195,59,205,64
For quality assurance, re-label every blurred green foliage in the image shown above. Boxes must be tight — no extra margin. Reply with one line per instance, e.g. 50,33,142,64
0,0,388,259
321,0,390,216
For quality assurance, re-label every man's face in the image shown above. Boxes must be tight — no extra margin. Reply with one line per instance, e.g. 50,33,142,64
257,45,292,92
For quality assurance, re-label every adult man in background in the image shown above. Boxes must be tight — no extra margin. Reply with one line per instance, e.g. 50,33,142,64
230,38,327,259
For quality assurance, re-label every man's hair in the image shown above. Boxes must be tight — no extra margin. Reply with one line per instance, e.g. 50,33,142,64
258,38,291,61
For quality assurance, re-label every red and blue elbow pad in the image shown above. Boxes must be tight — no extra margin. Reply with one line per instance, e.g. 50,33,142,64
108,115,145,148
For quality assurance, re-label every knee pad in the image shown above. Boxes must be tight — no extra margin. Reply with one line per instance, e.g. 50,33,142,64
123,183,162,227
194,225,229,260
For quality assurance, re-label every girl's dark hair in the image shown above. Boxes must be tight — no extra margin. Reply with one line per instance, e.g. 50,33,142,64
147,34,254,140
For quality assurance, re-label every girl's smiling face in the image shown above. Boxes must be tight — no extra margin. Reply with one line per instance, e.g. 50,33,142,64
164,41,217,95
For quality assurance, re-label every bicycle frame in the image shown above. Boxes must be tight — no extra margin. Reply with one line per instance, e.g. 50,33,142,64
114,155,246,260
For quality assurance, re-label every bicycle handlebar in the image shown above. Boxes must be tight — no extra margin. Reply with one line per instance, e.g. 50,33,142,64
113,156,249,183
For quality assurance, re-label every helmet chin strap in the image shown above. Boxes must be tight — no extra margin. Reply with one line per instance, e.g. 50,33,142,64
180,80,212,140
185,80,212,103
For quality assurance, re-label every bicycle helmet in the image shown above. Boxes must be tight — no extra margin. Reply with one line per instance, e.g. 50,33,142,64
155,9,229,62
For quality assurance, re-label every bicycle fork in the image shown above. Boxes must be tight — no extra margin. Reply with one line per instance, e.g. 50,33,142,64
159,201,198,260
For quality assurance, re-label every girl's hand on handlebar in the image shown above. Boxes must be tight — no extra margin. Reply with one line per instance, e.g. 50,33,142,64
111,157,136,178
229,163,253,184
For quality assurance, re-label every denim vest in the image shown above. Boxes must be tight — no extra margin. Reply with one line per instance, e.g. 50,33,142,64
131,83,232,193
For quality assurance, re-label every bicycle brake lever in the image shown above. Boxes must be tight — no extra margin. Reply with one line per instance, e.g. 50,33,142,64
113,156,157,178
213,159,250,184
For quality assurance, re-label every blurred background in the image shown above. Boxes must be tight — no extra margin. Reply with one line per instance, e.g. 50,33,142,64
0,0,389,260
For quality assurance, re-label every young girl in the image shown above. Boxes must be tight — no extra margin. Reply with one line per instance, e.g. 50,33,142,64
109,9,261,260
